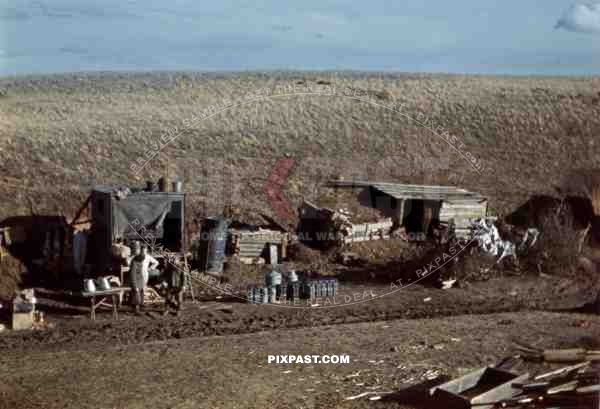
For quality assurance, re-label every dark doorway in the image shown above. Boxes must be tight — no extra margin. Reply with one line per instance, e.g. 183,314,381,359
403,200,440,235
404,200,423,233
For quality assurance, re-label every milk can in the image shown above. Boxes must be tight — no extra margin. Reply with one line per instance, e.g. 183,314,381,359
269,287,277,303
265,270,282,287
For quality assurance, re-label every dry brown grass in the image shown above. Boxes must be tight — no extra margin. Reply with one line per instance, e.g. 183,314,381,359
0,253,23,300
593,186,600,216
522,210,581,276
561,169,600,212
0,72,599,228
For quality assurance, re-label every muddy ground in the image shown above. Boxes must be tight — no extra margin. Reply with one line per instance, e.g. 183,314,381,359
2,310,600,409
1,274,600,408
0,274,597,352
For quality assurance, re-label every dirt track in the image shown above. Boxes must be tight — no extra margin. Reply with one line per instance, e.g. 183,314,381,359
0,275,596,353
2,311,600,409
0,269,598,408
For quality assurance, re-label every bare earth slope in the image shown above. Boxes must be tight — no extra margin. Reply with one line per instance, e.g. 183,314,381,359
1,72,599,221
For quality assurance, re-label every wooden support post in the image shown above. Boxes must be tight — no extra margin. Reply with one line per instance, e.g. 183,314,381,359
70,194,92,226
112,294,118,320
90,296,96,321
398,199,405,226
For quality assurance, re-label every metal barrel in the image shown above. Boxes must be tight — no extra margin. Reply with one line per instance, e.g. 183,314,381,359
276,284,286,301
287,283,300,300
261,287,269,304
301,281,316,300
198,217,229,274
246,287,255,303
269,287,277,303
172,180,183,193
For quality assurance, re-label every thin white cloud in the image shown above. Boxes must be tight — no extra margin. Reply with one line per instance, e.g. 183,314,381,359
556,2,600,33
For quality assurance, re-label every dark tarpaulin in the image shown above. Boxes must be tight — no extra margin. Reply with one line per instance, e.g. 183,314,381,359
112,196,172,240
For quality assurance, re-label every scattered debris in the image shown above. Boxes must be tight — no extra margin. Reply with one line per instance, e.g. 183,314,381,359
515,341,600,363
344,391,393,401
429,366,529,409
344,391,377,400
11,288,36,330
440,278,457,289
413,354,600,409
469,218,540,264
534,362,591,380
297,200,393,247
337,251,368,266
422,369,441,380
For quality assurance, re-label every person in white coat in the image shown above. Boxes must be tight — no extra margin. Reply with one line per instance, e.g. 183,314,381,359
128,245,159,313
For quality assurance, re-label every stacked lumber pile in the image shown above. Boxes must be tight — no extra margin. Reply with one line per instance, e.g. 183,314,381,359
227,229,288,264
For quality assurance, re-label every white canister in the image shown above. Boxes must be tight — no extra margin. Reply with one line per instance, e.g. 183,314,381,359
84,279,96,293
265,270,282,287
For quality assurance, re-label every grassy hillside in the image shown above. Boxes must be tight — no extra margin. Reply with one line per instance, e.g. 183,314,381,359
1,72,599,224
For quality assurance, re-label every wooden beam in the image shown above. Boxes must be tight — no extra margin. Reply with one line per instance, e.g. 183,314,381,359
70,194,92,226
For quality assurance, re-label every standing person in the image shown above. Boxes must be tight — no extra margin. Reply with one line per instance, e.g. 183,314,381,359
162,254,186,316
129,244,159,313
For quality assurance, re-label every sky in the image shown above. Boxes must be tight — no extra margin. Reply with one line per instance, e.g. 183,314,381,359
0,0,599,76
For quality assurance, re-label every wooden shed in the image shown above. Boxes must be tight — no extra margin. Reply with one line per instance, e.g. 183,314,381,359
89,185,186,271
328,181,488,238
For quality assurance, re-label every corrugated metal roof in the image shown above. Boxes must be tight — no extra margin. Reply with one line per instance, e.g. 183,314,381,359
92,185,185,197
328,180,485,201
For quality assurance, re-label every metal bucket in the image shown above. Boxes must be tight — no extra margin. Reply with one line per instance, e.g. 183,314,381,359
83,279,96,293
96,277,111,291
